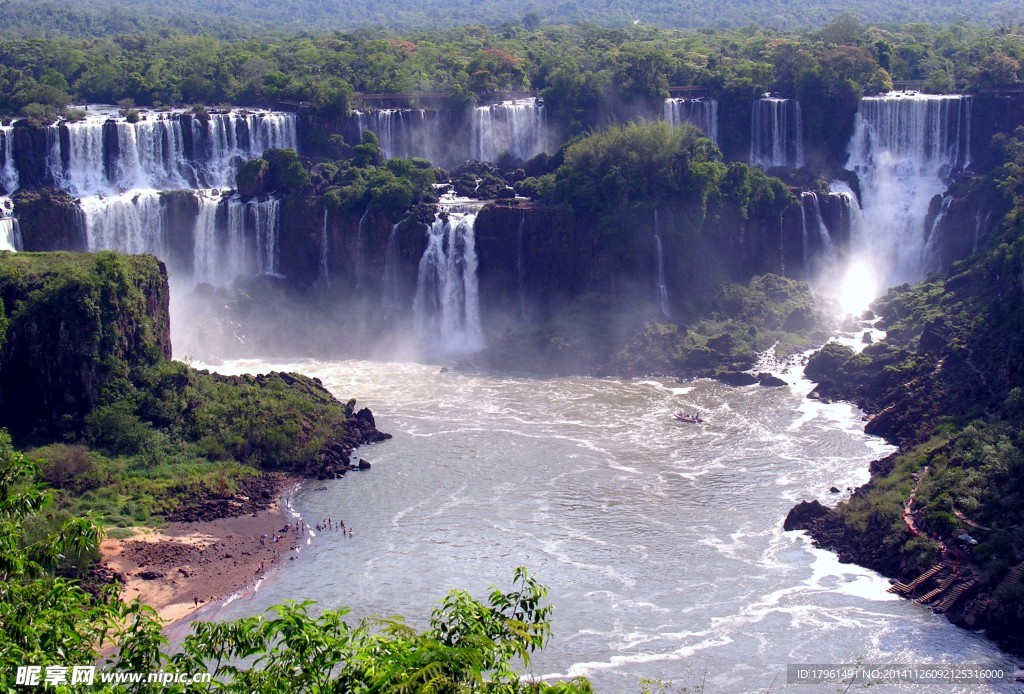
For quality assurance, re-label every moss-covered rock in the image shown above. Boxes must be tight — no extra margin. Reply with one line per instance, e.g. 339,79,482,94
236,157,269,197
0,252,170,439
12,188,87,252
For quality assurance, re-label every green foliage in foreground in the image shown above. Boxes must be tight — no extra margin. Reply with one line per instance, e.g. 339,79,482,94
0,439,592,692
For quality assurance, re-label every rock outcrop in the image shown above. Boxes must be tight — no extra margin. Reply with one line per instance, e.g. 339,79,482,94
13,188,88,252
0,252,171,437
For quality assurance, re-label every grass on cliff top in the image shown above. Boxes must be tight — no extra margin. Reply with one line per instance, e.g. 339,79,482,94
28,442,257,527
0,251,162,286
38,358,357,526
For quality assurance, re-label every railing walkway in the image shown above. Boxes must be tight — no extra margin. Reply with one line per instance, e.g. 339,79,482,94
933,579,977,613
888,561,948,595
994,562,1024,594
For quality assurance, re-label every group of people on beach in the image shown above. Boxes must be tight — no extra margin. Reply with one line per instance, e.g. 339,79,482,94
314,517,353,537
279,517,353,539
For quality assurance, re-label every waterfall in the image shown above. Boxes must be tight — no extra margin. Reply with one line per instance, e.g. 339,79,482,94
0,214,21,252
355,209,369,289
0,126,18,193
192,193,223,286
225,196,249,280
799,198,809,274
78,187,283,285
381,223,401,311
664,98,719,144
799,192,838,276
413,212,484,354
81,191,166,256
193,112,298,188
111,118,191,191
470,99,548,162
750,98,804,169
47,127,63,186
354,109,443,162
845,93,972,286
251,197,281,276
319,207,331,287
654,209,670,318
922,195,954,267
46,109,298,195
516,212,528,320
62,121,108,195
223,195,281,279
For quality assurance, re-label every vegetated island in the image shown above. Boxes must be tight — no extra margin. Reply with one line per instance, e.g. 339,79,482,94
0,250,390,623
787,126,1024,657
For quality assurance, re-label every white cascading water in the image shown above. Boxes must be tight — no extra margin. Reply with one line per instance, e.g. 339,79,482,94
381,223,401,311
61,121,108,195
0,195,18,252
654,209,670,318
664,98,719,145
843,94,971,294
827,180,876,315
799,192,838,277
354,109,443,162
81,190,166,257
319,207,331,287
0,126,18,193
750,98,804,169
354,209,369,290
225,196,249,280
192,193,224,286
195,112,297,189
46,127,63,185
470,99,548,162
0,204,21,251
80,189,282,286
516,212,528,321
45,109,297,195
111,119,191,191
246,196,281,276
922,195,954,265
413,212,484,354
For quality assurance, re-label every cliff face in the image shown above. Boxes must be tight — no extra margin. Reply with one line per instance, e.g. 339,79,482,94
162,189,200,274
13,188,87,251
0,252,171,439
10,120,54,188
792,168,1024,655
473,193,804,328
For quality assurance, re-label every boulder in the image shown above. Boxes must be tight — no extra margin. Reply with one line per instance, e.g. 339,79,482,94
714,370,758,387
783,500,828,531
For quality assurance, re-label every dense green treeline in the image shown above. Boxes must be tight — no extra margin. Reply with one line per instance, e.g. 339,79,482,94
2,0,1023,35
0,19,1021,125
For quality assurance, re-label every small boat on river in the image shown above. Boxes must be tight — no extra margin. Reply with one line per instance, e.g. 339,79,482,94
674,411,704,424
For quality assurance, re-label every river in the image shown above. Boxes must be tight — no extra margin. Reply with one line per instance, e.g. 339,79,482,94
195,357,1019,692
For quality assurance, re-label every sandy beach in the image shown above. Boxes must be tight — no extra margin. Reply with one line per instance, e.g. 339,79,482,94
100,479,302,626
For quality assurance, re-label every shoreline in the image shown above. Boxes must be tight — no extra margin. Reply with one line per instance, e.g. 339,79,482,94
100,475,303,628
